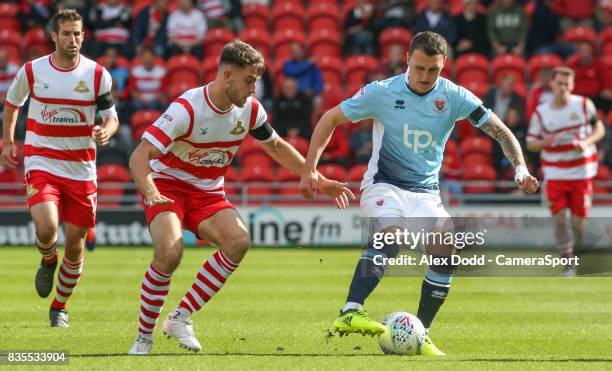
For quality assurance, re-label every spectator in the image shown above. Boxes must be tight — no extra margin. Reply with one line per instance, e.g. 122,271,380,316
18,0,51,30
272,78,313,139
254,69,274,112
598,0,612,30
167,0,207,59
132,0,169,58
567,41,612,112
484,74,525,120
527,0,574,58
344,0,379,55
454,0,489,56
129,47,167,113
90,0,132,58
382,44,406,76
99,47,130,100
526,67,554,121
350,120,373,164
199,0,227,28
413,0,457,49
283,43,324,97
487,0,528,56
0,50,19,116
321,127,350,167
378,0,414,29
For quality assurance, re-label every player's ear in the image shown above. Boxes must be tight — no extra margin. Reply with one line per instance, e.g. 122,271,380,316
50,31,57,43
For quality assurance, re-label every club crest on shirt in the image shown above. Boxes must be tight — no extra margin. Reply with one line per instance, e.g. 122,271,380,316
570,112,579,121
376,199,384,206
230,120,246,135
74,80,90,93
433,97,447,113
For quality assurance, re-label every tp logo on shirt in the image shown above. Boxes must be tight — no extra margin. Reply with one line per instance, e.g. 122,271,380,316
403,124,436,153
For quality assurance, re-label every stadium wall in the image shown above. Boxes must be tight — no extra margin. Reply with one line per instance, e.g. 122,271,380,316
1,206,612,247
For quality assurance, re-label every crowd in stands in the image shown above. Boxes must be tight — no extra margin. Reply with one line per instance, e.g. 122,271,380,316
1,0,612,201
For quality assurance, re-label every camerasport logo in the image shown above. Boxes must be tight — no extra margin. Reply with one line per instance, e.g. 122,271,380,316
185,149,234,167
41,106,86,123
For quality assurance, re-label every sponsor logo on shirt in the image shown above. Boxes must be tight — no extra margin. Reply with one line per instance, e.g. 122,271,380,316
403,124,437,153
40,106,85,123
185,149,233,167
394,99,405,109
74,80,90,93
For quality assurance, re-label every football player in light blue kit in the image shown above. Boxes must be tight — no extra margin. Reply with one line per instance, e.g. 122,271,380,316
300,32,539,355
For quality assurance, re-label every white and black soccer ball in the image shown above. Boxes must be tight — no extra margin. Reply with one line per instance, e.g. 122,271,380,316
378,312,426,356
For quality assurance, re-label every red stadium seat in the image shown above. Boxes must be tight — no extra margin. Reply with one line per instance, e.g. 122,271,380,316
272,3,305,31
319,163,347,183
463,81,488,99
238,28,270,57
379,27,412,59
241,165,274,202
241,152,274,169
0,3,19,31
276,167,304,204
563,26,597,46
96,55,131,70
345,82,364,100
284,136,309,156
460,135,493,157
202,57,219,83
308,28,341,58
527,53,563,82
491,54,526,85
307,2,341,31
316,55,343,85
443,138,461,179
462,164,497,193
97,164,131,207
455,53,489,85
601,27,612,56
242,4,269,31
462,153,492,168
224,166,239,196
272,29,306,60
204,27,235,59
166,55,201,84
348,163,367,194
0,29,21,61
603,56,612,92
554,0,595,20
131,109,161,141
24,28,51,56
168,81,198,101
441,57,452,80
239,136,266,157
345,55,379,85
321,84,344,111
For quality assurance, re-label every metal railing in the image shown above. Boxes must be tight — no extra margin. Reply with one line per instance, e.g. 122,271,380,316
1,180,611,210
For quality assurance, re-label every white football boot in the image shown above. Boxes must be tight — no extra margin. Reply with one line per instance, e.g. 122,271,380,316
162,313,202,352
128,335,153,355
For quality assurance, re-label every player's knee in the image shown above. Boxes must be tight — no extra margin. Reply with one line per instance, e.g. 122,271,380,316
223,233,250,263
157,248,183,270
35,222,58,243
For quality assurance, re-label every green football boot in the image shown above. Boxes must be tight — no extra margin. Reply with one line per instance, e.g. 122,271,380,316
419,335,446,356
332,308,385,337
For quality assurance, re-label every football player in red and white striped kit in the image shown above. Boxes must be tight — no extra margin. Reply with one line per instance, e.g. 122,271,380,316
0,10,119,326
127,40,354,355
527,66,606,276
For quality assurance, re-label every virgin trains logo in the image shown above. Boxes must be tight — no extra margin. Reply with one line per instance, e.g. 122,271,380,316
41,106,86,123
186,149,234,166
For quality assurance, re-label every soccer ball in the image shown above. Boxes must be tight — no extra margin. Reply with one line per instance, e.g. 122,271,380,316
378,312,426,355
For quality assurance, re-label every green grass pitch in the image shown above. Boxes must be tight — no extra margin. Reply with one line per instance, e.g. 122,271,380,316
0,246,611,370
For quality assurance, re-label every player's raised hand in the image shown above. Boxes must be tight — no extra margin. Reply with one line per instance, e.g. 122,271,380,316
299,169,319,199
514,166,539,194
317,174,356,209
0,142,17,169
92,125,110,146
144,192,174,207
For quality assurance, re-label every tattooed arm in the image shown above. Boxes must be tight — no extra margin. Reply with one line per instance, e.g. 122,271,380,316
479,112,539,193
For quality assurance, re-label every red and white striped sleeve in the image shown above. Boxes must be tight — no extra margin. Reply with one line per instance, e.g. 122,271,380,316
143,100,192,153
527,109,544,142
5,65,30,109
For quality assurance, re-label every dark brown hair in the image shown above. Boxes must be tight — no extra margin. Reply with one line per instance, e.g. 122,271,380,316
551,66,575,80
409,31,448,57
51,9,83,33
219,40,265,75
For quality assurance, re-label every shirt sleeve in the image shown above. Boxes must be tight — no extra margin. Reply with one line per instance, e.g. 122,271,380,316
339,81,379,123
527,109,544,142
142,101,191,154
250,99,277,142
5,65,30,108
585,98,597,124
451,83,490,127
99,67,113,96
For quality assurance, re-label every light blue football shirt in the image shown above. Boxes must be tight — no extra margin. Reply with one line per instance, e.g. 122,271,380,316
340,70,490,192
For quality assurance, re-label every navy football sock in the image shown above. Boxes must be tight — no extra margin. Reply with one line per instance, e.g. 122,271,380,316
417,268,452,329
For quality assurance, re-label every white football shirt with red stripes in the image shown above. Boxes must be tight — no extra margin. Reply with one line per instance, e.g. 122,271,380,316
6,54,112,181
528,95,598,180
143,84,274,194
